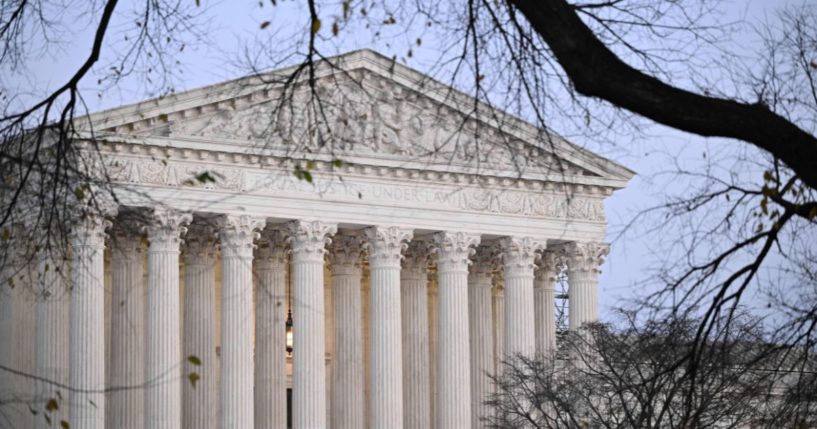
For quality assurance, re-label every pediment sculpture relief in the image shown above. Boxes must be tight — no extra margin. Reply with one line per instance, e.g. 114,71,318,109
161,74,592,176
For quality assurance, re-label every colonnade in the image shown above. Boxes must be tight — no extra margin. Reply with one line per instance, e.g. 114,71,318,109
0,209,608,429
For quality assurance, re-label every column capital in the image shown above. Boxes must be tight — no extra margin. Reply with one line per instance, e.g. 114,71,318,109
144,208,192,250
287,220,337,263
255,229,288,269
431,231,480,272
364,226,413,268
183,223,218,265
469,245,498,286
402,240,432,272
6,222,36,262
69,214,114,248
563,241,609,274
218,215,265,259
330,233,364,274
535,248,566,287
497,236,545,269
111,225,146,261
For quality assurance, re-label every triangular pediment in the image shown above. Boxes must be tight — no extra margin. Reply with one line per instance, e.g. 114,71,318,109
86,49,634,188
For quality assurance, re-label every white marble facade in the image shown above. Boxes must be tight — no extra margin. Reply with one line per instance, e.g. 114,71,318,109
0,50,631,428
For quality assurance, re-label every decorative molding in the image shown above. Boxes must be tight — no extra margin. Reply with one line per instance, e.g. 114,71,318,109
363,226,413,268
217,215,265,259
431,231,480,272
144,208,192,251
563,242,609,274
286,220,337,264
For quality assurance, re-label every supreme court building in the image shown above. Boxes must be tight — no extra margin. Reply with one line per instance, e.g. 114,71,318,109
0,50,633,429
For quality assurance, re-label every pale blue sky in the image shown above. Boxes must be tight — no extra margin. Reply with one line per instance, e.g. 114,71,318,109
5,0,814,319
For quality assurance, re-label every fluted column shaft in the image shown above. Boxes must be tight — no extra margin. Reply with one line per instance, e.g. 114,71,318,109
3,226,37,429
70,215,112,429
568,269,596,330
535,251,560,356
401,242,431,429
330,235,365,429
365,226,412,429
0,247,18,420
433,231,480,429
34,252,69,428
218,215,264,429
289,220,336,429
427,279,439,429
564,242,608,332
254,230,288,429
492,285,504,375
468,247,495,428
145,210,191,429
500,237,543,358
18,254,37,429
108,230,146,429
533,272,556,355
182,224,218,429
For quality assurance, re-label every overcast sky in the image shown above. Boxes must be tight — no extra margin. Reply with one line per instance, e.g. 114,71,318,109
6,0,815,320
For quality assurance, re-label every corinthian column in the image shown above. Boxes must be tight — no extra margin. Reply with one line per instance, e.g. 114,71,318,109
499,237,544,358
144,209,191,429
432,231,480,429
401,241,431,429
70,212,114,429
218,215,265,429
34,251,70,429
534,250,561,356
330,234,365,429
365,226,412,429
468,246,496,428
254,229,288,429
108,227,146,429
564,242,609,331
182,223,218,429
288,220,336,429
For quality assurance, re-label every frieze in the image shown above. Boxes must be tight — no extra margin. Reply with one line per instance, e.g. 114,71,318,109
105,157,244,191
103,156,605,222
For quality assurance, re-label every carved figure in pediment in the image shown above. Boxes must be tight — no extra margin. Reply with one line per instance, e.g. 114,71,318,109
373,85,409,154
272,100,310,148
333,86,372,150
210,108,270,140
